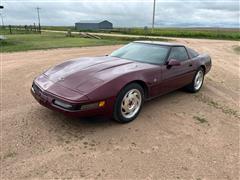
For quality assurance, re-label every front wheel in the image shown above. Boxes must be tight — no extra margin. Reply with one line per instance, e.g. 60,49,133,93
113,83,144,123
185,68,205,93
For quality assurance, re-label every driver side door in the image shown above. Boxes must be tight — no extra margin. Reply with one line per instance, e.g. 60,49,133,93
161,46,195,93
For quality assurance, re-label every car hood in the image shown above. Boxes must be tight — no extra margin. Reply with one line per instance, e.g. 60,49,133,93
44,56,148,93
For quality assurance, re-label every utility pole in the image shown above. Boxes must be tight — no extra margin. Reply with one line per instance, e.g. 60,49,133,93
152,0,156,32
0,13,4,28
0,5,4,28
36,7,41,33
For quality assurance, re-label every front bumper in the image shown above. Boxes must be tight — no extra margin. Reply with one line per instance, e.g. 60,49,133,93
31,82,115,118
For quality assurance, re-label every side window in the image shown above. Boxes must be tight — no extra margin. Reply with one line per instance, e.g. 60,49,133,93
168,47,189,61
187,48,199,58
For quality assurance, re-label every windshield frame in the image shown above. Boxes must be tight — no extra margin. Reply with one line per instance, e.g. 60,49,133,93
110,42,171,65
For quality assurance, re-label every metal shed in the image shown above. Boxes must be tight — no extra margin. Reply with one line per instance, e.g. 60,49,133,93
75,20,113,30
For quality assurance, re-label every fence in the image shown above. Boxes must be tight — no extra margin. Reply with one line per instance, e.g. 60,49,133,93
1,24,41,34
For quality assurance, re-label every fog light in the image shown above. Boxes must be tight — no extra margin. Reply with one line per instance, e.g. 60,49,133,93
54,100,73,109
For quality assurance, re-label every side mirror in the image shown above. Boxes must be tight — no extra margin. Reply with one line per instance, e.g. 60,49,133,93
167,59,181,68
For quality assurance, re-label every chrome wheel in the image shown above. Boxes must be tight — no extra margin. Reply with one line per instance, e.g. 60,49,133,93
194,70,204,90
121,89,142,119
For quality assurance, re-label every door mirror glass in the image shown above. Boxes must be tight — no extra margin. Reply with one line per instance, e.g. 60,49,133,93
168,59,181,66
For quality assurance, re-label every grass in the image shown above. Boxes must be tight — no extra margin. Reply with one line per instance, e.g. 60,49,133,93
233,45,240,54
0,31,126,53
193,116,208,124
2,26,237,52
42,26,75,31
194,94,240,119
1,151,17,160
42,26,240,40
98,35,169,42
0,28,169,52
114,28,240,41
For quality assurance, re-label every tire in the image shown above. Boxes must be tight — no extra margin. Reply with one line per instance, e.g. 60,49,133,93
185,67,205,93
113,83,144,123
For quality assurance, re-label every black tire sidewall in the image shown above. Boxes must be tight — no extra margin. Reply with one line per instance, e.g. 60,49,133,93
113,83,144,123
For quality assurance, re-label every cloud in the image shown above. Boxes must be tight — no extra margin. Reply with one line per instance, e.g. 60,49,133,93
1,0,239,28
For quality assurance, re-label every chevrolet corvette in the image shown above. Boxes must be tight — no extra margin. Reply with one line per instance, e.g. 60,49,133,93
31,41,211,123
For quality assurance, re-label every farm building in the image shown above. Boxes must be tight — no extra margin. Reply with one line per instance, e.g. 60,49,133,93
75,20,113,30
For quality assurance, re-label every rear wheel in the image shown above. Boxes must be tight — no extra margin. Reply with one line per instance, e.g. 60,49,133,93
185,68,205,93
113,83,144,123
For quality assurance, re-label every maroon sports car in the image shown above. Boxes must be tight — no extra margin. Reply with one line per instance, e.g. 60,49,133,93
31,41,211,123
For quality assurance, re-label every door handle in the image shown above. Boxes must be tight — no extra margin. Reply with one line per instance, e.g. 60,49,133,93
189,64,193,67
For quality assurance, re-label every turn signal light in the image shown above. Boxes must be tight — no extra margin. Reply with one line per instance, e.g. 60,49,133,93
99,101,105,107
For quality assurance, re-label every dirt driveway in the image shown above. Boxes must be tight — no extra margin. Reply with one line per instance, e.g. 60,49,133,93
1,38,239,179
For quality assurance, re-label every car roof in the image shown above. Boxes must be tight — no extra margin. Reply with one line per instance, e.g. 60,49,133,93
134,41,184,47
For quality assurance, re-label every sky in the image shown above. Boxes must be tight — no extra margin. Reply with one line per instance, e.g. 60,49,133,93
0,0,239,28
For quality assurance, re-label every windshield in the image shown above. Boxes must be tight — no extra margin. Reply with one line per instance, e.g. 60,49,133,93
110,42,170,65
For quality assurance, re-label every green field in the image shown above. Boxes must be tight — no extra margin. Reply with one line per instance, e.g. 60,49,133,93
0,33,125,52
42,26,240,40
114,28,240,40
1,26,238,53
42,26,75,32
0,29,168,52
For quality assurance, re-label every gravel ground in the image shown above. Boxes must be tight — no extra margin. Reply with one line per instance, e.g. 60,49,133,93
1,38,239,179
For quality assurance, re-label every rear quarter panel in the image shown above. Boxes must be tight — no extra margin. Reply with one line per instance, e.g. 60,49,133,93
194,54,212,74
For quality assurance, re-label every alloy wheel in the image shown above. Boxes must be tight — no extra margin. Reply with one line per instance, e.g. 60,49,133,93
121,89,142,119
